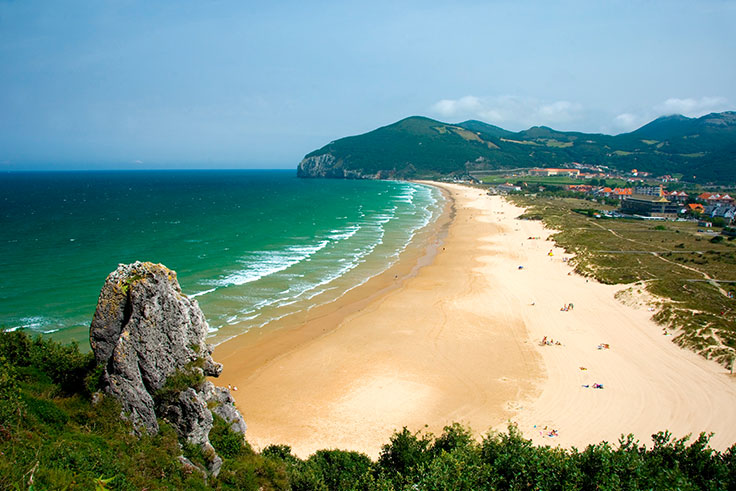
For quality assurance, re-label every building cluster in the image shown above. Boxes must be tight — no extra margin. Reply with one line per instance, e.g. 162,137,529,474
563,184,736,222
503,168,733,223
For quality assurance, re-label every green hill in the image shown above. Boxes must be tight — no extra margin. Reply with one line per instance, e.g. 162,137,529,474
297,112,736,183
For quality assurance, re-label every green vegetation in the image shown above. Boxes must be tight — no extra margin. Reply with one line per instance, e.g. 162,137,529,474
302,111,736,183
511,195,736,368
2,329,736,489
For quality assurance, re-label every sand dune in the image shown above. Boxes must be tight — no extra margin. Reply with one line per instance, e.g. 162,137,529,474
214,182,736,458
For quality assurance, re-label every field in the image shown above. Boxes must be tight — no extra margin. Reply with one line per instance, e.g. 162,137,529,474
511,195,736,368
480,175,629,187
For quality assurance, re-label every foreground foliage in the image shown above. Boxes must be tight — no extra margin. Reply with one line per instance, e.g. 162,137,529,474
2,330,735,489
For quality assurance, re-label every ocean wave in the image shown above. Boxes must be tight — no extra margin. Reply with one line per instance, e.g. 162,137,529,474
208,182,444,339
328,224,360,241
396,184,417,204
208,240,329,287
190,287,217,298
20,316,51,330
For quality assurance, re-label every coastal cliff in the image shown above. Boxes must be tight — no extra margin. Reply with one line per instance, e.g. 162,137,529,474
297,153,382,179
90,261,246,476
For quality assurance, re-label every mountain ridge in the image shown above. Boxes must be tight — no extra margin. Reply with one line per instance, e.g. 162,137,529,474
297,111,736,183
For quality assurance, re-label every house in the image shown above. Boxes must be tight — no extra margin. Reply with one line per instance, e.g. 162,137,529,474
704,204,736,224
698,192,735,204
613,188,633,199
596,187,614,198
666,190,689,203
687,203,705,214
567,184,593,193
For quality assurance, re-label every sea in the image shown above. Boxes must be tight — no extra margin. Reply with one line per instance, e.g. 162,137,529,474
0,170,444,349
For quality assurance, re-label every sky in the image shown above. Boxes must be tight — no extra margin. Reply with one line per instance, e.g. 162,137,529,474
1,0,735,170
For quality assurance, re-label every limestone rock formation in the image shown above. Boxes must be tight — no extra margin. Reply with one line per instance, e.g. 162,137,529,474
90,261,245,475
297,153,371,179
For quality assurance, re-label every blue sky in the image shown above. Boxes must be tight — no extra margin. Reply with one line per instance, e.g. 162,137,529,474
1,0,735,169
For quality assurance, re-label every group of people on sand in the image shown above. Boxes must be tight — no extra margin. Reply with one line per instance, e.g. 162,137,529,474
582,383,605,389
540,336,561,347
597,343,610,350
560,303,574,311
533,425,559,438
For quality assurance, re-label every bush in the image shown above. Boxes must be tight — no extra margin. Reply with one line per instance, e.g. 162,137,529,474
0,329,96,395
0,355,23,427
210,414,249,459
377,427,433,484
303,449,373,491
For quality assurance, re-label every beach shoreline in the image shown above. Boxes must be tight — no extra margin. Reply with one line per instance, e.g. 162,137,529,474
211,181,455,400
214,182,736,458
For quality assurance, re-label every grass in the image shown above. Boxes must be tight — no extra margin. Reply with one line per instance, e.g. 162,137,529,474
512,195,736,368
543,139,574,148
481,175,631,188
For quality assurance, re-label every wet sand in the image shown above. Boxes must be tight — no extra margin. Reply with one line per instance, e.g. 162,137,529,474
214,182,736,457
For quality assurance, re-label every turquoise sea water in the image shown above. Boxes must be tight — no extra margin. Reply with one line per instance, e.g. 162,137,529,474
0,170,443,348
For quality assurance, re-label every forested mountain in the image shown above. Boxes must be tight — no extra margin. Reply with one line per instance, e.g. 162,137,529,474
297,112,736,183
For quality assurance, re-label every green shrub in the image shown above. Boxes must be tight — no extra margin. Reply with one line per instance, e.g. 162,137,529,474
0,329,95,395
210,414,249,459
377,426,433,483
432,423,474,456
0,355,23,427
304,449,373,490
154,363,206,406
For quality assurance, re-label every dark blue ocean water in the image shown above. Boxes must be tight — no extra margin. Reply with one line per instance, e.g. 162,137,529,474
0,170,442,347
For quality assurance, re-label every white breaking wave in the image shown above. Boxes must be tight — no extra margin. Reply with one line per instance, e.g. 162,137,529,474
328,224,360,241
190,287,217,298
206,182,444,336
208,240,330,287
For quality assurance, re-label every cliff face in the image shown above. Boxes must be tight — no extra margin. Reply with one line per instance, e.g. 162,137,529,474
297,153,374,179
90,261,246,475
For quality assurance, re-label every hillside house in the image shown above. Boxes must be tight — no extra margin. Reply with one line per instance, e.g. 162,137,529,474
665,190,689,203
698,192,735,204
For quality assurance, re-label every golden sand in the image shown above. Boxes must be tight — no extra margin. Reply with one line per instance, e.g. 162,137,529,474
214,182,736,457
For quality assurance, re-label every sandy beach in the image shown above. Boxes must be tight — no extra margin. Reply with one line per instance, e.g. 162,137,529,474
214,182,736,458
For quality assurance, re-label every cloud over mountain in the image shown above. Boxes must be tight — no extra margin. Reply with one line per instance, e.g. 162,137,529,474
431,95,584,130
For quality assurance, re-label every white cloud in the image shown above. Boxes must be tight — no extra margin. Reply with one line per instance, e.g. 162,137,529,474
431,96,484,117
430,95,584,130
654,97,729,118
612,113,643,132
609,96,731,133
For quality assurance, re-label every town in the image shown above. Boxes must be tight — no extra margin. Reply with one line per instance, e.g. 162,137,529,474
476,165,736,226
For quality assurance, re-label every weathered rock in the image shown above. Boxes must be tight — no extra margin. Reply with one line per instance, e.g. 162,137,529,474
90,261,245,476
297,153,372,179
202,381,247,434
